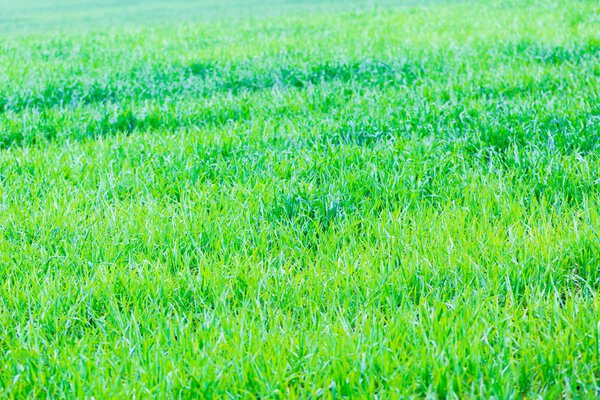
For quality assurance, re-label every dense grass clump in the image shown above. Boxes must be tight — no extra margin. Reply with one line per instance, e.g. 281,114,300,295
0,0,599,397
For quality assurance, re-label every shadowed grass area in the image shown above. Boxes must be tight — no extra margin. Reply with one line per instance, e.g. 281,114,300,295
0,0,599,398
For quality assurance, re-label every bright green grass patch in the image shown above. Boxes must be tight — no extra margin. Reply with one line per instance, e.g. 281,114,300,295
0,0,599,398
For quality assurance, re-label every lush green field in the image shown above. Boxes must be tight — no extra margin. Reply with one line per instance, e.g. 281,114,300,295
0,0,599,397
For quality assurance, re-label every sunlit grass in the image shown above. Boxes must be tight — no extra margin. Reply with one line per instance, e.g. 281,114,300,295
0,0,599,397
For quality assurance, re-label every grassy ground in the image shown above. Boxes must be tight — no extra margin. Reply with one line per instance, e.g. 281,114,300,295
0,0,599,397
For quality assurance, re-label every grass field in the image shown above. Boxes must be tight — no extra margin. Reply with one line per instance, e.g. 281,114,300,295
0,0,599,397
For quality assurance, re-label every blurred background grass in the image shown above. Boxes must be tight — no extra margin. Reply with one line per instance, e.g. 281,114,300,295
0,0,437,33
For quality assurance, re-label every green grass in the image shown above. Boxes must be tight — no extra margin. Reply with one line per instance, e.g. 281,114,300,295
0,0,599,397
